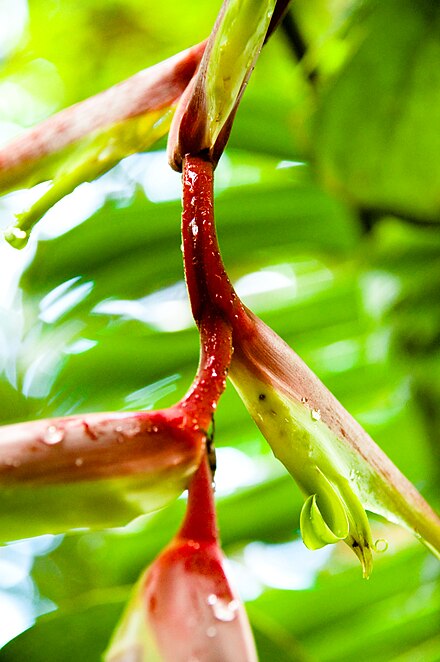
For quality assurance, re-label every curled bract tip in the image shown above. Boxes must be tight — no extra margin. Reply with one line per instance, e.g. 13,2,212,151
300,469,350,550
301,494,347,549
299,469,373,576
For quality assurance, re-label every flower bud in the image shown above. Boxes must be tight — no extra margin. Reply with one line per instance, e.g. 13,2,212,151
105,458,258,661
106,538,257,662
168,0,277,170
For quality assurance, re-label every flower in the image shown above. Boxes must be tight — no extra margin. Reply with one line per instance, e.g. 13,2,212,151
105,456,258,662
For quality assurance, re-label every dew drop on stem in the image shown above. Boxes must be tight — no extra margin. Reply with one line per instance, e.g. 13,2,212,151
311,408,321,422
124,420,141,437
42,425,65,445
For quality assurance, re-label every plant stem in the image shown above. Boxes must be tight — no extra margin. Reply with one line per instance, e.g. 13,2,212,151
181,155,249,333
178,453,218,542
280,10,318,84
180,312,232,431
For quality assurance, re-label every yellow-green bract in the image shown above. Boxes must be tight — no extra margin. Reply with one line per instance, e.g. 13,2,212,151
229,311,440,576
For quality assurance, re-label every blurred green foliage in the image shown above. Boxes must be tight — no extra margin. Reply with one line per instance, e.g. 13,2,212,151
0,0,439,659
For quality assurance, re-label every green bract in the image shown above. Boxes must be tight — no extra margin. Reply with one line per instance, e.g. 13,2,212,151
230,357,374,575
0,475,182,543
205,0,277,148
229,311,440,576
167,0,277,169
4,109,173,248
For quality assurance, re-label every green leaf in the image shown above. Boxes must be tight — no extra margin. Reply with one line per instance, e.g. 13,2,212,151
314,0,440,221
1,597,126,662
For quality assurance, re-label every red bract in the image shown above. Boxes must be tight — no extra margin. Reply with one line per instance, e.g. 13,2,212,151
0,409,203,485
105,456,258,662
0,298,232,541
0,41,206,195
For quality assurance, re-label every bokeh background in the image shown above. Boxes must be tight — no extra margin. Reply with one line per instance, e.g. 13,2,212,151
0,0,439,659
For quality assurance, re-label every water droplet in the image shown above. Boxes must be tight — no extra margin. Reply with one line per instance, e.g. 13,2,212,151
190,219,198,237
187,540,200,550
211,598,239,622
206,626,217,638
374,538,388,552
9,227,27,240
43,425,65,445
349,468,361,482
311,408,321,422
75,458,84,467
188,171,197,186
152,425,159,433
212,369,218,377
124,420,141,437
207,594,217,606
115,424,125,443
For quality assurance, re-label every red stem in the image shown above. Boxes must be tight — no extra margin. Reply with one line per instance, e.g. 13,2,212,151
178,452,217,542
180,312,232,430
180,155,253,432
181,155,250,332
0,157,238,484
